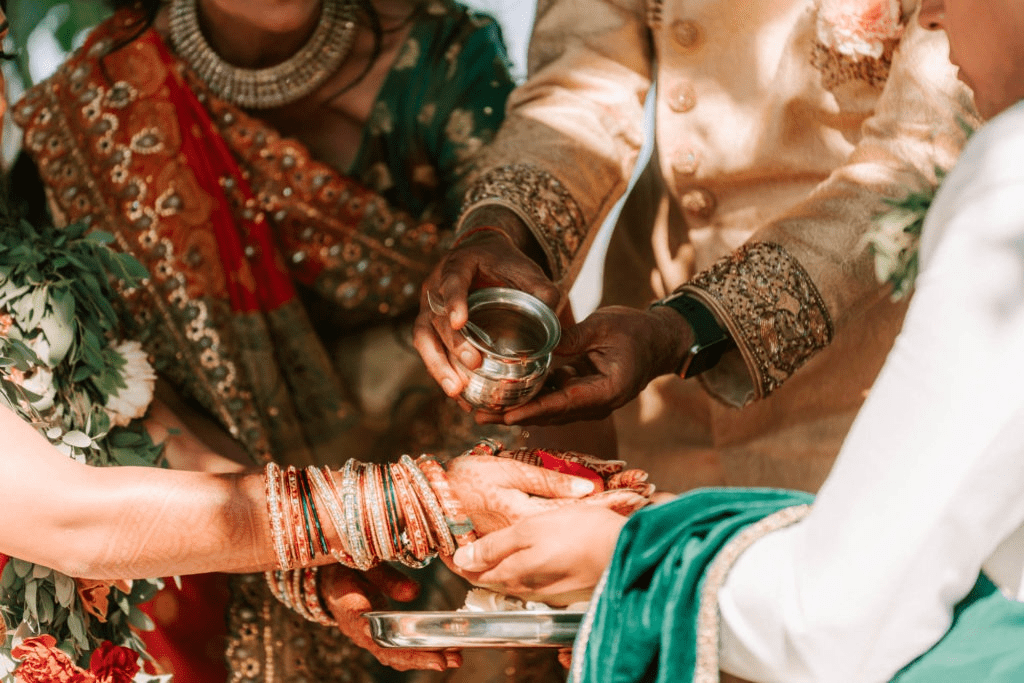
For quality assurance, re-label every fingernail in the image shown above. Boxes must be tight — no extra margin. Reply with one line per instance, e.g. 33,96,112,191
459,349,476,366
452,544,475,569
441,378,458,396
445,654,462,668
572,479,595,496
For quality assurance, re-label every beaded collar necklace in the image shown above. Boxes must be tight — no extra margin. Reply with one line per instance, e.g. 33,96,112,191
168,0,359,109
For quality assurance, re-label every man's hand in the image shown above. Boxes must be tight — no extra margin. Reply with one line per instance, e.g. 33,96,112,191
319,564,461,672
413,208,560,402
478,305,693,425
450,504,628,605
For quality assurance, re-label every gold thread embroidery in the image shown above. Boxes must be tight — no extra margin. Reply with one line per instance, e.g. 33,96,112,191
810,40,895,91
694,504,811,683
681,242,834,399
460,164,586,282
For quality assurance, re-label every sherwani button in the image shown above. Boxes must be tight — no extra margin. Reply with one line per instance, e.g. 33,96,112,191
680,187,717,219
669,83,697,112
673,150,700,176
671,20,703,51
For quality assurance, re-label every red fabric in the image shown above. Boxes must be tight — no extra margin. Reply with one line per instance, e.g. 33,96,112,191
143,31,297,314
137,574,231,683
532,449,605,489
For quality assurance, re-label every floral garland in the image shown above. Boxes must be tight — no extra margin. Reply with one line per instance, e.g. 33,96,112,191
864,176,938,300
0,212,168,683
817,0,904,59
865,118,975,299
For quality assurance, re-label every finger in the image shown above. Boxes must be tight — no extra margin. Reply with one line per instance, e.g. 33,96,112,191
558,648,573,670
502,377,616,426
580,489,651,515
437,251,478,329
444,650,463,669
363,563,420,603
322,568,450,671
503,458,597,498
452,527,531,572
412,309,465,397
554,319,594,357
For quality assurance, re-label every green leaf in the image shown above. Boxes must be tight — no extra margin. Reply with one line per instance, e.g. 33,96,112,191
62,431,93,448
11,559,33,579
67,610,88,649
24,580,37,622
54,573,75,608
125,606,154,632
31,565,51,580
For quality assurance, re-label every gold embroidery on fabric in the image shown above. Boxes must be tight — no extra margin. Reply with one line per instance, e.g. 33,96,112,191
810,40,895,90
682,242,834,399
693,505,811,683
461,164,586,282
13,50,272,462
226,574,376,683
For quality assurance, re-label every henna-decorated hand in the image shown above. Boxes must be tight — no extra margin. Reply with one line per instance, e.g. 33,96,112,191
445,454,597,535
319,564,461,672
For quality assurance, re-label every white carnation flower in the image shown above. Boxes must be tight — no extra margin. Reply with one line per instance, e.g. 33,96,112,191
104,341,156,427
21,366,57,412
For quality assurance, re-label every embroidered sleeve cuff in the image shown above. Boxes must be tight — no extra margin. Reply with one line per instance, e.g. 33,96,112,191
458,164,587,285
679,242,834,403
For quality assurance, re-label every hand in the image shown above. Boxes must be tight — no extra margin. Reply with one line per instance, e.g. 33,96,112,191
445,454,598,535
450,504,628,605
319,564,461,672
479,306,693,426
413,208,560,402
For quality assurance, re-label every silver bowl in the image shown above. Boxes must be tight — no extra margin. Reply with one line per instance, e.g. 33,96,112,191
455,288,560,411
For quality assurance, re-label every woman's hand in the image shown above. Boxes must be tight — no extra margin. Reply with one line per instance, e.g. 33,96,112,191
319,564,461,672
450,504,628,605
445,454,598,535
478,306,693,426
413,208,560,402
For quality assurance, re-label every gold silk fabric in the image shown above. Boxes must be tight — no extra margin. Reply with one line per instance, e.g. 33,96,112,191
461,0,979,493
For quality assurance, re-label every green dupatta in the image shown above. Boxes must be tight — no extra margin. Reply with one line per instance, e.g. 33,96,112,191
574,489,1024,683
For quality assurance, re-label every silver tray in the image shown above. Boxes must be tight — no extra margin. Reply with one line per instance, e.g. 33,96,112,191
366,610,584,649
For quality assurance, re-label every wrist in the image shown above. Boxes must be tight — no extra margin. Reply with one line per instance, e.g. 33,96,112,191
459,205,549,272
648,305,697,377
650,293,734,378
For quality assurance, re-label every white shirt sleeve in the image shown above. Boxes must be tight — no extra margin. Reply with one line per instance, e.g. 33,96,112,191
717,102,1024,683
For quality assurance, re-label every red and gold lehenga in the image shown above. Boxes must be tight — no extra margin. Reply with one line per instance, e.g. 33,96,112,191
12,6,565,682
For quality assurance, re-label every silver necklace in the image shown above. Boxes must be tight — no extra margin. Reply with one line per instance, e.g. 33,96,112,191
168,0,358,109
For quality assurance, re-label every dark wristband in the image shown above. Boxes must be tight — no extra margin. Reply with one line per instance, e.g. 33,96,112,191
652,293,734,378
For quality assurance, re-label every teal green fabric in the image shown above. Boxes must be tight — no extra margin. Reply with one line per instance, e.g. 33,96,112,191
350,3,515,226
573,488,813,683
893,575,1024,683
576,488,1024,683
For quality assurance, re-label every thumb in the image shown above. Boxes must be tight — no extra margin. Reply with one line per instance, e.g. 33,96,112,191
507,459,596,499
554,320,596,357
452,527,526,573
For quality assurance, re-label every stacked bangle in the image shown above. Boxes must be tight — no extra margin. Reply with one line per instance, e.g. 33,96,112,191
262,456,471,623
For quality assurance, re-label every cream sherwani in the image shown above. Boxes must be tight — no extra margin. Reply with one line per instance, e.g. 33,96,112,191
462,0,978,492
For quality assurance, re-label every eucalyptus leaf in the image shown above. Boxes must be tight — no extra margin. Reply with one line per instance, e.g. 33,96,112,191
125,606,154,632
61,430,93,448
54,573,75,608
30,565,51,580
24,581,37,622
11,559,32,580
67,610,88,649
